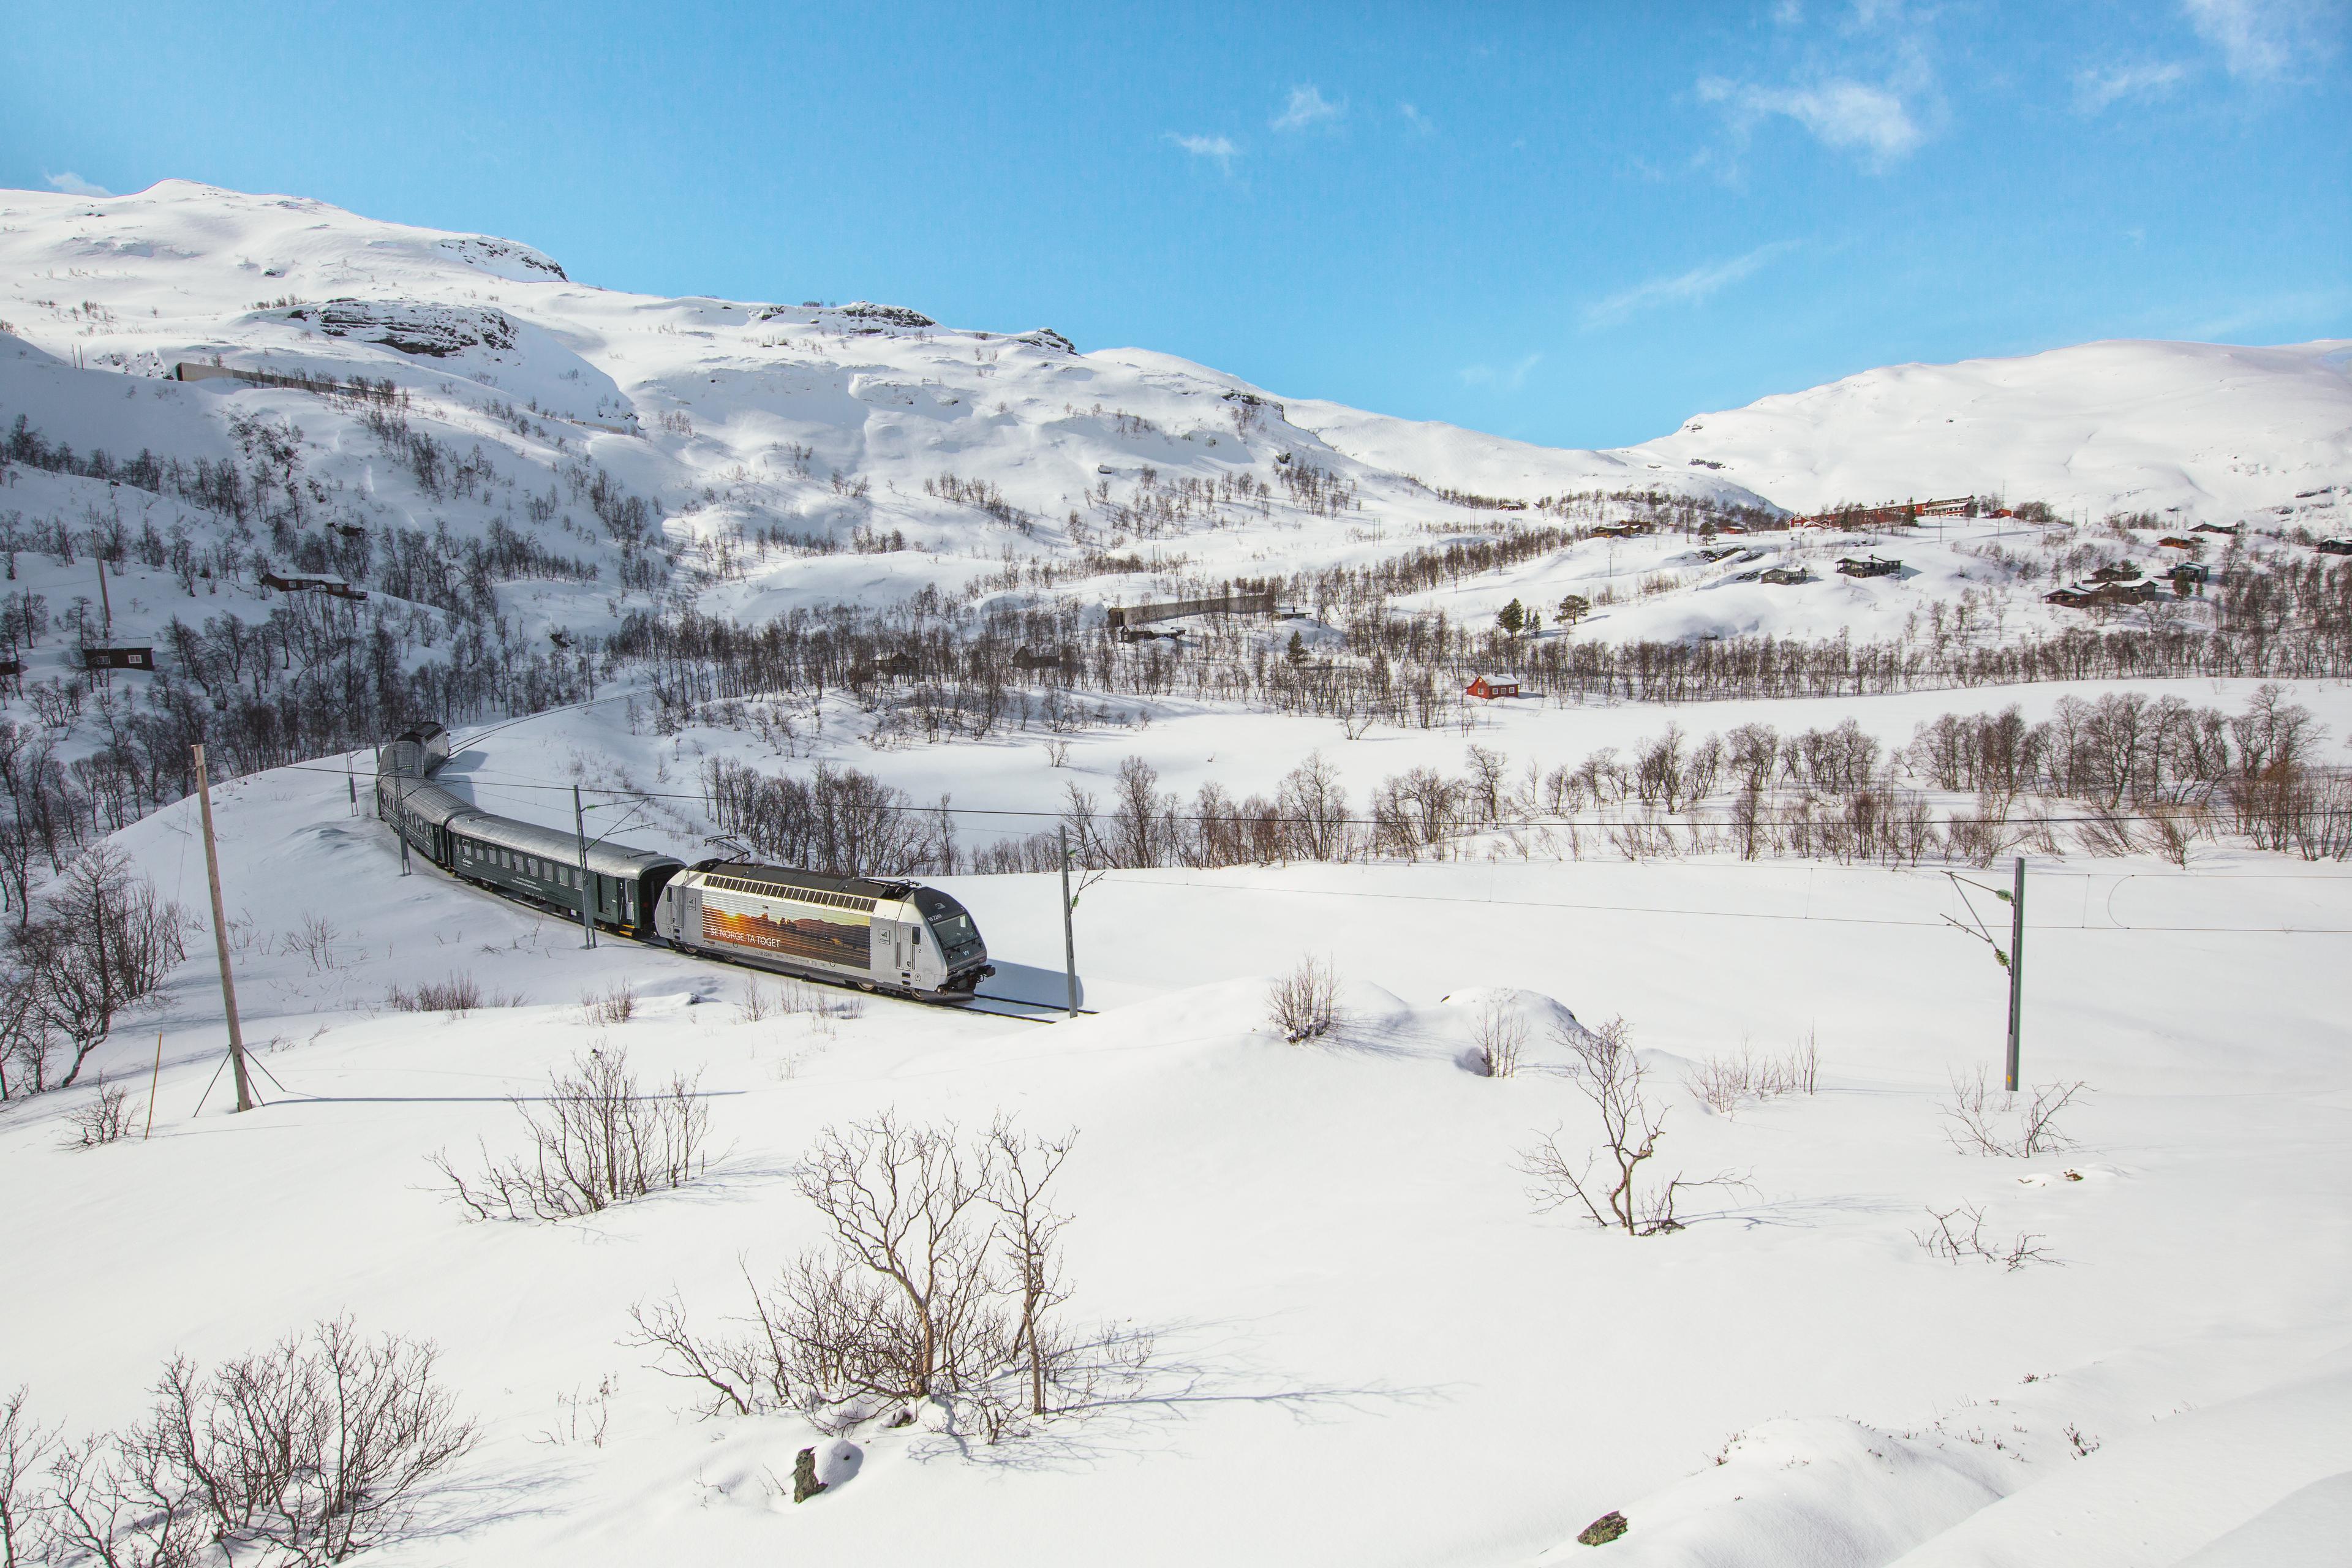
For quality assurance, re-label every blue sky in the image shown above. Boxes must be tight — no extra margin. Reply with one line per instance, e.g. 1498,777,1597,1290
4,1,2345,448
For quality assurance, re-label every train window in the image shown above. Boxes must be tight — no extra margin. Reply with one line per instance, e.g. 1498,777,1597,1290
912,928,923,948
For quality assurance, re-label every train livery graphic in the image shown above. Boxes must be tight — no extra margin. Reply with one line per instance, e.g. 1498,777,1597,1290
699,894,872,968
374,725,992,1000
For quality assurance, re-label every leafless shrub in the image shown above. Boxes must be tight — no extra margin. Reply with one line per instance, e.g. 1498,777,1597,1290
61,1081,134,1148
282,913,342,972
1912,1202,2057,1270
735,979,774,1022
1942,1066,2089,1157
2071,804,2136,857
43,1317,473,1566
627,1113,1143,1442
1471,995,1526,1079
1685,1034,1820,1115
1942,806,2010,867
1267,954,1343,1043
4,845,187,1093
388,972,484,1014
533,1374,617,1449
1520,1017,1749,1236
983,1117,1078,1424
777,977,861,1019
2144,802,2208,868
1,1384,59,1566
431,1046,711,1221
579,979,636,1026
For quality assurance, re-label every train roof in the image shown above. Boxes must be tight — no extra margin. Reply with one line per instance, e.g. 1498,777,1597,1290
458,812,684,878
692,860,915,903
380,778,481,831
379,737,437,780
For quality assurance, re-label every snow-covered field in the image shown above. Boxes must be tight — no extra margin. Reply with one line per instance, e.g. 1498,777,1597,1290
3,179,2351,1565
3,729,2348,1565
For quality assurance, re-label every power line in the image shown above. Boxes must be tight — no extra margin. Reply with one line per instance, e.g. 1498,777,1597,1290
1090,872,2352,935
305,755,2352,834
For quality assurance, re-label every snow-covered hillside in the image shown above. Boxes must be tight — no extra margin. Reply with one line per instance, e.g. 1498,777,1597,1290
1629,337,2352,525
0,178,1765,608
2,737,2348,1567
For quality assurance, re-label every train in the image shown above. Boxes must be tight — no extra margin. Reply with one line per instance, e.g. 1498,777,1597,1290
374,725,995,1000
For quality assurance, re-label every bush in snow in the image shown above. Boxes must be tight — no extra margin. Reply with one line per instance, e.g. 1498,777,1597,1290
32,1317,473,1567
0,846,186,1101
430,1046,710,1221
1940,1067,2087,1158
1520,1017,1747,1237
0,1384,55,1565
1684,1034,1820,1115
1268,955,1343,1044
578,979,636,1026
628,1112,1143,1443
1912,1202,2057,1270
59,1080,134,1148
384,971,523,1015
1471,994,1526,1079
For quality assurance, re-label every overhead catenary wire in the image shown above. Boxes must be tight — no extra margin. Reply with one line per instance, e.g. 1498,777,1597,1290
1087,870,2352,934
270,755,2352,837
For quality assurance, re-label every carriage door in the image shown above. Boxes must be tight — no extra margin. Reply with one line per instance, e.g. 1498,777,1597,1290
895,921,913,982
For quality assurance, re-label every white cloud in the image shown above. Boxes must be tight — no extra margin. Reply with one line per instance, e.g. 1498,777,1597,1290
44,172,111,197
1400,102,1434,136
1272,84,1344,132
1771,0,1804,25
1699,74,1924,168
1167,133,1240,172
1459,352,1542,391
2073,59,2190,110
1581,240,1800,330
2181,0,2342,79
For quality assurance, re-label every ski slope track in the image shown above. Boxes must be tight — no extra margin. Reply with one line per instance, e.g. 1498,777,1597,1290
1,180,2350,1567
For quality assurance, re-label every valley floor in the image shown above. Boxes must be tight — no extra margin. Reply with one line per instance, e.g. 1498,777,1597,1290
4,732,2350,1565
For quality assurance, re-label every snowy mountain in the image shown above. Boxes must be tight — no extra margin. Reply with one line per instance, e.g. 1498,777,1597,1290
0,178,1767,603
9,180,2345,605
1629,336,2352,522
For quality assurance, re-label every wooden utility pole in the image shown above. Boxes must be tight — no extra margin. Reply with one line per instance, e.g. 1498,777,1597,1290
190,744,254,1114
573,785,597,949
96,552,112,639
2005,856,2026,1093
1058,825,1078,1018
144,1031,162,1139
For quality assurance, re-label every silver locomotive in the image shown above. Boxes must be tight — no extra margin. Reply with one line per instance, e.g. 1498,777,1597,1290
376,726,992,999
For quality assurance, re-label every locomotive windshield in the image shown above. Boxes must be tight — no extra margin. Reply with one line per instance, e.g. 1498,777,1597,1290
914,889,981,952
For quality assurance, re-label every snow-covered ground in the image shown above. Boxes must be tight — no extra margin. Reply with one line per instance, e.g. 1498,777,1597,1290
2,732,2347,1565
1629,337,2352,526
4,179,2352,1565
